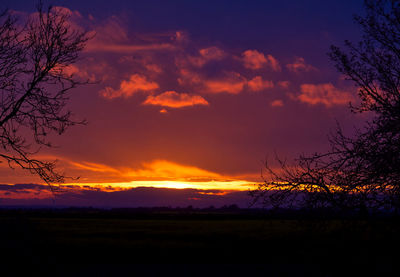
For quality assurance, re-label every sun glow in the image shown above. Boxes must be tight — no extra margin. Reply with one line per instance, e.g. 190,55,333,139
62,179,254,190
66,160,257,190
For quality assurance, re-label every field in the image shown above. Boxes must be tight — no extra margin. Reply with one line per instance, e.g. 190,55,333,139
1,208,400,276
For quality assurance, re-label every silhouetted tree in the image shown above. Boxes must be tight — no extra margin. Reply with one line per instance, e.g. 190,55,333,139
0,3,90,184
251,0,400,212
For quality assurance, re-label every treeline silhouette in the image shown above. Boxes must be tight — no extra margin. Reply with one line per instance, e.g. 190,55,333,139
1,205,398,220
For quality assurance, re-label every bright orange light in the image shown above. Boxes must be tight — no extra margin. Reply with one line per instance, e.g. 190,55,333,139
66,160,257,190
62,180,254,190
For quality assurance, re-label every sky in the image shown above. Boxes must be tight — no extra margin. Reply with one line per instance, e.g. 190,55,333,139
0,0,366,207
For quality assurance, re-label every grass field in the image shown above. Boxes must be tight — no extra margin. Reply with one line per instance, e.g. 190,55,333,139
1,209,400,276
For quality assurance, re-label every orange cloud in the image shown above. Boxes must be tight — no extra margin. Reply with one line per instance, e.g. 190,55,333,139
271,99,284,107
188,46,226,67
50,63,103,82
247,76,274,92
177,69,202,85
125,160,222,180
242,50,281,71
199,46,225,60
144,63,163,74
266,54,281,72
143,91,209,108
174,31,188,42
286,57,317,73
0,156,255,190
278,81,290,89
70,161,120,173
179,70,274,94
70,159,223,182
203,72,247,94
242,50,266,70
100,74,159,99
297,83,353,107
62,64,81,76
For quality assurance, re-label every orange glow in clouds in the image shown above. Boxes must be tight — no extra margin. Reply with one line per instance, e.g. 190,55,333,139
143,91,209,108
298,83,353,107
247,76,274,92
68,160,255,190
62,180,253,190
100,74,159,99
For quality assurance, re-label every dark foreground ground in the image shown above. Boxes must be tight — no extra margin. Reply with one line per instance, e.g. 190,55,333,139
1,208,400,276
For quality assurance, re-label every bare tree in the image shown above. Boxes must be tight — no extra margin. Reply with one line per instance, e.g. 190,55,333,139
251,0,400,212
0,4,90,185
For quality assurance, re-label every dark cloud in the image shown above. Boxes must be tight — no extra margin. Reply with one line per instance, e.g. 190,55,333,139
0,184,252,208
0,184,48,191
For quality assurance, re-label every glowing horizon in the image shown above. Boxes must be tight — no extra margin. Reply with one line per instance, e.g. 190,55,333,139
0,0,365,207
61,179,255,191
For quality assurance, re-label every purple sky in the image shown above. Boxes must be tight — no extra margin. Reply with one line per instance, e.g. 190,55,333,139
0,0,367,207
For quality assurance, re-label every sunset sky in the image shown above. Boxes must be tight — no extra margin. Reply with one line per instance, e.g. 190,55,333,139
0,0,366,207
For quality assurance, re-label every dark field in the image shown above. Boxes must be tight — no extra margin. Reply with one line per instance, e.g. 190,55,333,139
1,208,400,276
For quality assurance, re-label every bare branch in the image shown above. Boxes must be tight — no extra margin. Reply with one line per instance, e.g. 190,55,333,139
252,0,400,213
0,3,91,185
